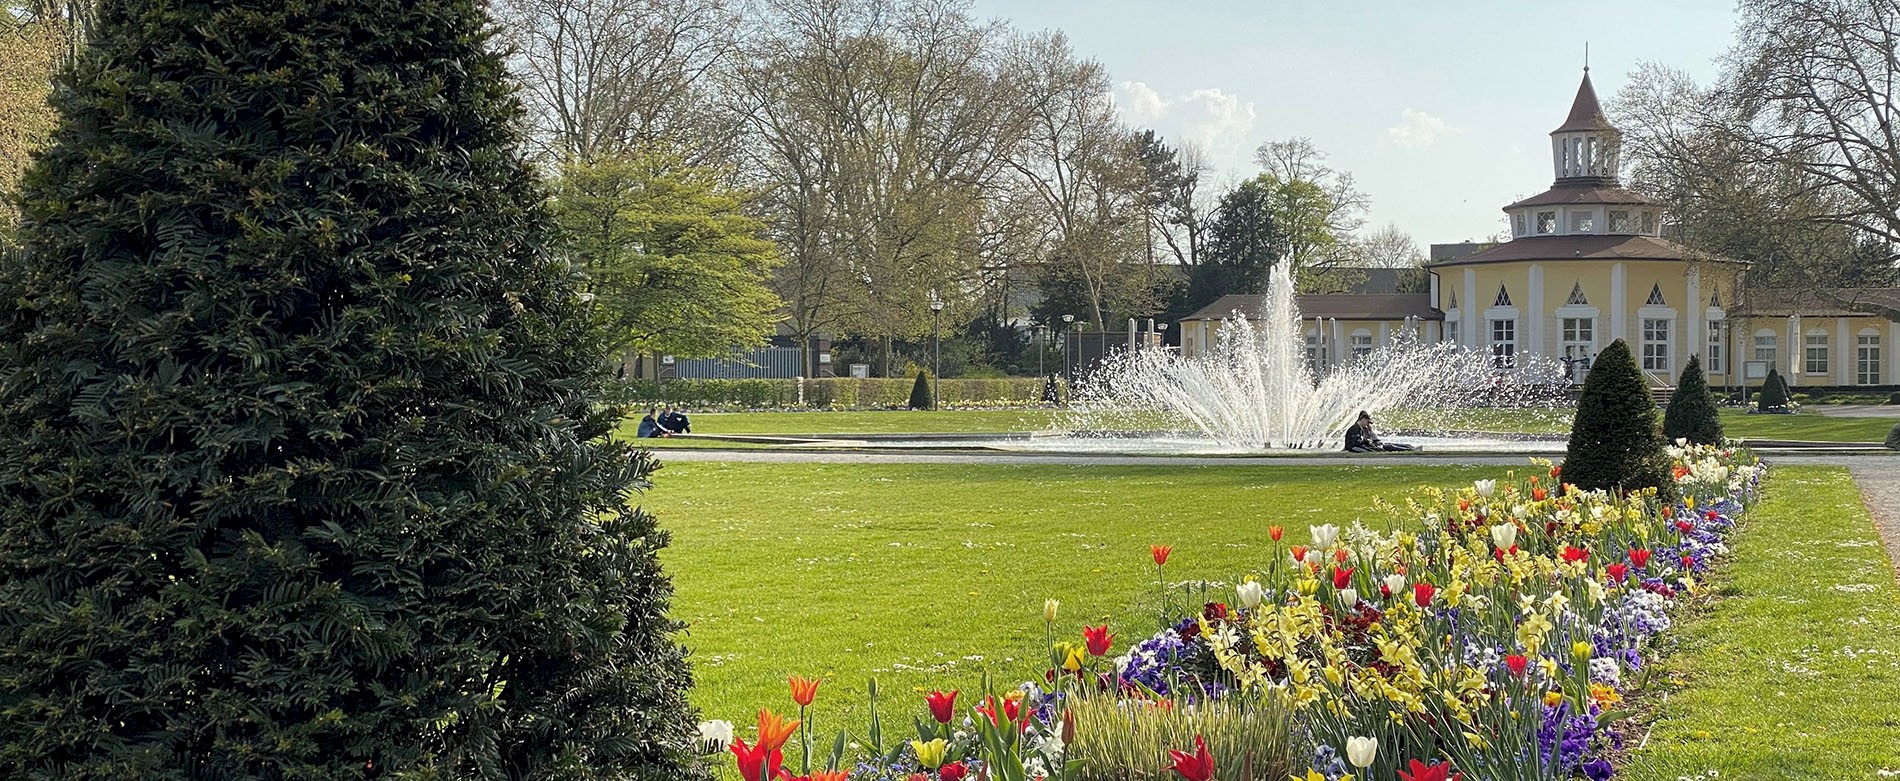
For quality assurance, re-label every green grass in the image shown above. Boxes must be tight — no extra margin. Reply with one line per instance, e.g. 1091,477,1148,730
1623,466,1900,779
643,462,1498,729
1718,409,1900,443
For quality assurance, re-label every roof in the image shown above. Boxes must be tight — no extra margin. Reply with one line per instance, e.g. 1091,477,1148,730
1423,234,1738,267
1553,71,1617,134
1728,288,1900,320
1431,242,1499,263
1504,182,1663,210
1182,292,1443,322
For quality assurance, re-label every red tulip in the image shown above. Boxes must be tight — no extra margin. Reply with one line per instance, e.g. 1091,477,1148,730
1083,624,1114,656
1505,654,1528,677
788,676,819,707
925,690,958,724
1531,486,1548,501
1290,545,1308,563
1681,554,1695,569
1606,563,1628,583
1550,465,1562,478
1675,520,1695,534
730,737,783,781
939,762,968,781
1332,566,1355,590
1414,581,1436,608
1630,548,1653,568
1335,548,1350,563
1166,734,1215,781
1661,505,1674,519
1398,758,1463,781
1562,546,1588,563
1152,545,1173,566
1269,525,1285,541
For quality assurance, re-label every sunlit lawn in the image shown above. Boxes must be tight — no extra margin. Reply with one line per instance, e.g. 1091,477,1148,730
1623,467,1900,779
618,406,1899,443
644,462,1496,728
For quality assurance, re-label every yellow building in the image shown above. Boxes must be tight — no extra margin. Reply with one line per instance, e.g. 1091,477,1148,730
1183,70,1899,391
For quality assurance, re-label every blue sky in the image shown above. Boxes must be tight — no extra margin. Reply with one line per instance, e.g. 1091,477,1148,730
967,0,1739,247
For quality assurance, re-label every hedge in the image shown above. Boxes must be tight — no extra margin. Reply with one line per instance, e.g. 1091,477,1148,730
622,377,1048,409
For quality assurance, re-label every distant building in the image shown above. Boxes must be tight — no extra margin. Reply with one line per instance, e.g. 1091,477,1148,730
1182,69,1899,390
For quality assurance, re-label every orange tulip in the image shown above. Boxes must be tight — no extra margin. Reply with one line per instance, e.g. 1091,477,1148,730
1269,525,1285,541
1151,544,1173,566
788,675,820,707
755,709,800,754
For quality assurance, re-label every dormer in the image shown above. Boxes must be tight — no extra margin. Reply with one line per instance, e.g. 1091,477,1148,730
1550,71,1621,185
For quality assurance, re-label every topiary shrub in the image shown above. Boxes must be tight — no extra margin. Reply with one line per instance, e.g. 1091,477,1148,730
1663,354,1724,445
1888,423,1900,450
1042,374,1064,405
1887,390,1900,405
0,2,705,778
909,369,934,409
1563,339,1670,495
1757,366,1790,411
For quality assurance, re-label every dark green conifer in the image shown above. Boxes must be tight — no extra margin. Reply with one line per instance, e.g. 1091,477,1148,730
1757,366,1791,411
909,369,933,409
1662,354,1725,445
0,1,704,778
1562,339,1670,494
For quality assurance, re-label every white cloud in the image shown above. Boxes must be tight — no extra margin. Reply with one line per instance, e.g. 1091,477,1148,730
1112,82,1257,153
1384,109,1456,149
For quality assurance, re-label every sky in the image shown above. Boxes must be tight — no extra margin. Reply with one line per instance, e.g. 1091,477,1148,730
967,0,1740,248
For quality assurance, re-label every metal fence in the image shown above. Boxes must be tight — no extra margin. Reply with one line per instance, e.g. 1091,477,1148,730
671,346,806,379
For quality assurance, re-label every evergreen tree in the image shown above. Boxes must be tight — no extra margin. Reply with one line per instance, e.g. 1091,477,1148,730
0,2,703,778
910,369,933,410
1758,366,1791,410
1662,354,1725,444
1562,340,1670,494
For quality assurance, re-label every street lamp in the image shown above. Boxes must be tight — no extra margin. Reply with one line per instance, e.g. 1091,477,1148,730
1060,314,1075,378
929,290,945,409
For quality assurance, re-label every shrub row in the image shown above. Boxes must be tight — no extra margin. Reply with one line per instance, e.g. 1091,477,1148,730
622,377,1049,409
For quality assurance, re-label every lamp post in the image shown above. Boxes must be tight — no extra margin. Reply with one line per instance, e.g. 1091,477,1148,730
1060,313,1075,379
929,290,945,410
1036,324,1047,380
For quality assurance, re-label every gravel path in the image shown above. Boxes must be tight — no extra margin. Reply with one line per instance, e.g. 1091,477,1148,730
1844,459,1900,580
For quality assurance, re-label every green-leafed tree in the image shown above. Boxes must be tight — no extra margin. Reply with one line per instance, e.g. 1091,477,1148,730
1563,340,1670,495
1758,366,1790,411
555,146,782,359
1663,354,1724,444
0,1,704,779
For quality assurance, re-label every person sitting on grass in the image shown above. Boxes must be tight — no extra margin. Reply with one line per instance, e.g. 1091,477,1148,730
660,405,691,434
1344,410,1416,452
636,406,673,438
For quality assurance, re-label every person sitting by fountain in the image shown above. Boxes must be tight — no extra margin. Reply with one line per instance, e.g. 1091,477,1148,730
636,406,673,438
660,405,692,434
1344,410,1416,452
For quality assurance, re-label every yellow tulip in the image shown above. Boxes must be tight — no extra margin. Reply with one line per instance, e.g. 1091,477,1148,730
911,738,948,770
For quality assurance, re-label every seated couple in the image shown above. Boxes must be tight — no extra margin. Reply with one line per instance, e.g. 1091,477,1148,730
1343,410,1417,453
636,405,692,438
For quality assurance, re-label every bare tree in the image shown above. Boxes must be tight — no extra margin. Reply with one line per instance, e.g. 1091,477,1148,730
493,0,739,162
1350,223,1426,268
1728,0,1900,260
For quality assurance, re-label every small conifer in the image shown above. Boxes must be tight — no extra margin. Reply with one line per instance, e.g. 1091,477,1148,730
1662,354,1724,444
1563,340,1670,494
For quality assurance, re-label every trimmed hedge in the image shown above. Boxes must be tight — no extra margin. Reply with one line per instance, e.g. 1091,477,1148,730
623,377,1048,409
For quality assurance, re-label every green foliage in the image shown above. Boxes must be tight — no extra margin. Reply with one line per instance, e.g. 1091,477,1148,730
1889,391,1900,405
1757,367,1790,410
909,370,933,410
619,377,1047,410
1191,173,1287,306
1564,340,1670,494
0,2,702,778
1663,354,1725,444
555,146,783,358
1887,423,1900,450
1068,695,1293,781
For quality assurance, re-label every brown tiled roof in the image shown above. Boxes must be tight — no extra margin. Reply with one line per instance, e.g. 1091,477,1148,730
1728,288,1900,319
1553,72,1617,134
1182,293,1443,322
1504,183,1662,210
1423,234,1733,267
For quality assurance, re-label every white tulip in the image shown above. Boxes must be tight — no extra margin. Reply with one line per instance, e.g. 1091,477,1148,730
1473,478,1497,497
1382,573,1406,595
1489,522,1518,550
697,720,734,751
1302,550,1323,568
1345,735,1378,768
1237,580,1265,609
1310,524,1340,550
1339,588,1359,608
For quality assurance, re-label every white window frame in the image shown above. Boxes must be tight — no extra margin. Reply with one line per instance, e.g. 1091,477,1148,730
1804,330,1830,375
1305,330,1327,374
1490,318,1518,369
1857,331,1882,386
1607,210,1631,233
1641,318,1671,373
1350,329,1373,360
1706,320,1724,373
1753,330,1777,364
1536,211,1557,234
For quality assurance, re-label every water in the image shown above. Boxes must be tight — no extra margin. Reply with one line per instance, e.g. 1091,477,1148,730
1064,264,1567,450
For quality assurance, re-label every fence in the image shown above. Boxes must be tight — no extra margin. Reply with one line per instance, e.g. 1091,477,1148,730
671,346,806,379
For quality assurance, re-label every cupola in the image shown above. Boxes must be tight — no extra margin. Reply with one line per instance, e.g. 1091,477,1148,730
1550,70,1620,184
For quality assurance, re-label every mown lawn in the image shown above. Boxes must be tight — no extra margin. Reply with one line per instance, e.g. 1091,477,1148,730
1622,466,1900,779
618,406,1899,443
642,462,1497,728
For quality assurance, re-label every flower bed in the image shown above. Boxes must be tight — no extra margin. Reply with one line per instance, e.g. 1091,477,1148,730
702,442,1763,781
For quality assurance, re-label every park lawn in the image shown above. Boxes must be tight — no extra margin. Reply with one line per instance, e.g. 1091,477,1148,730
632,408,1061,436
641,462,1499,730
1719,408,1900,443
1622,466,1900,779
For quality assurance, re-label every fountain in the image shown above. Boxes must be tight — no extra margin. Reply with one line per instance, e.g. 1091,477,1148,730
1051,263,1568,452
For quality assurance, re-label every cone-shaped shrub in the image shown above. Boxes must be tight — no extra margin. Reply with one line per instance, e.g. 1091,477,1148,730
1758,366,1790,411
1563,339,1670,494
1662,354,1724,445
909,369,934,409
0,2,704,778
